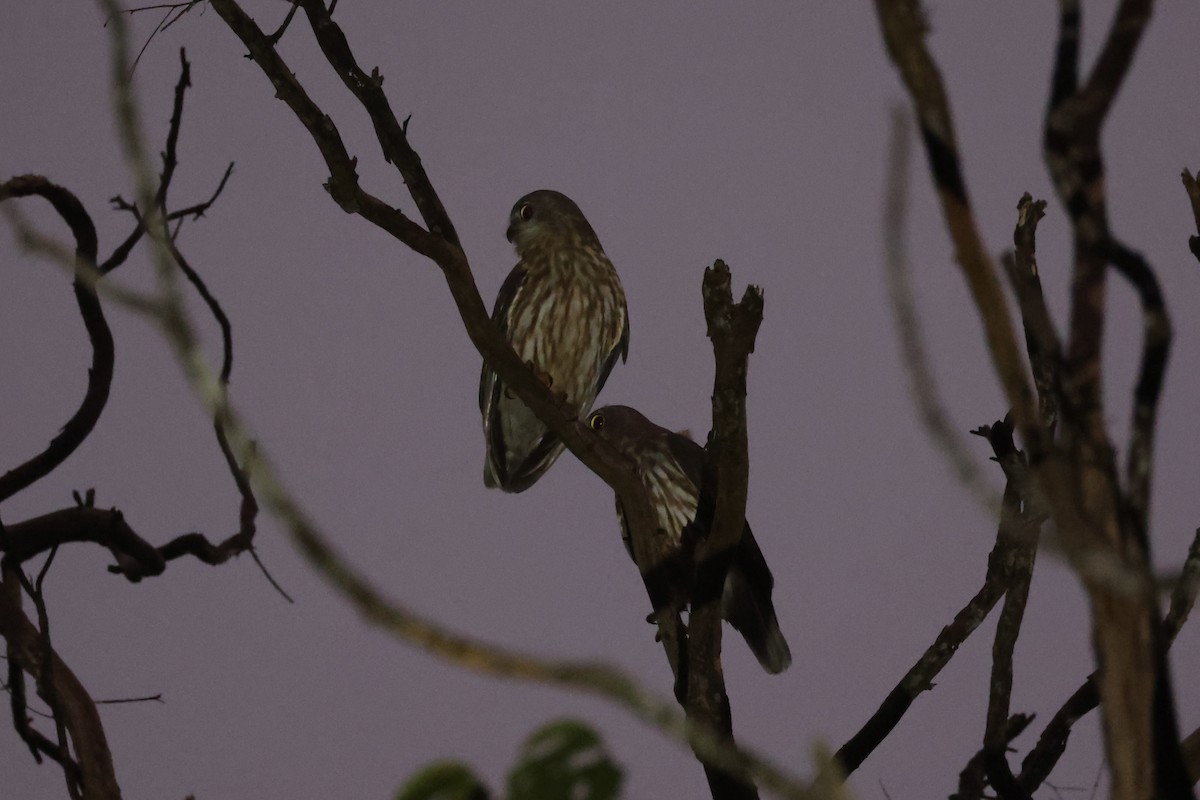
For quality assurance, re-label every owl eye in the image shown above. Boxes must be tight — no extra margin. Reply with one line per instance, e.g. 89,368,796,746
588,412,605,431
517,203,534,221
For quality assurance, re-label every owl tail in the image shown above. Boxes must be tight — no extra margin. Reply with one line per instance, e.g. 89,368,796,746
722,569,792,674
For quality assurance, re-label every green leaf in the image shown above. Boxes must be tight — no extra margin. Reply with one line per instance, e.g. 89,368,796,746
395,760,489,800
506,719,623,800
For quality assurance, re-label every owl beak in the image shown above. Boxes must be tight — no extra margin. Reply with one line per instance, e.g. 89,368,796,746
505,223,516,243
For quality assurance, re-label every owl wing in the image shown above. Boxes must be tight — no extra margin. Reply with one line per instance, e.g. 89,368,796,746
680,431,790,672
478,261,529,414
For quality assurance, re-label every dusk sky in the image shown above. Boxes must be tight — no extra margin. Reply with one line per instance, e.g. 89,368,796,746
3,3,1199,798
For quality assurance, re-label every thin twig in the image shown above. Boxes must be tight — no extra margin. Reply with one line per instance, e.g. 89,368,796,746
96,694,163,705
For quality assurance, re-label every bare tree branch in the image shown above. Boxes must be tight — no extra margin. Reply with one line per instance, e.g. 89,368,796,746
1164,528,1200,643
679,260,765,800
0,562,120,799
952,714,1035,800
1004,194,1061,434
0,177,114,504
1182,169,1200,264
870,0,1040,448
1019,525,1200,792
1105,239,1170,553
835,418,1027,778
982,486,1038,800
1041,1,1191,794
882,106,1002,517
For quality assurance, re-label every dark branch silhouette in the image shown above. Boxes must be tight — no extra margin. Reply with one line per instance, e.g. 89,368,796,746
0,178,113,504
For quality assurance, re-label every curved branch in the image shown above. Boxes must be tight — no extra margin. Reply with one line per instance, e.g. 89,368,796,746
0,505,250,583
0,177,114,503
1105,240,1170,552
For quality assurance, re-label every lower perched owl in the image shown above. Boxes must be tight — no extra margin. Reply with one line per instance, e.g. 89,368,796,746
586,404,791,674
480,190,629,493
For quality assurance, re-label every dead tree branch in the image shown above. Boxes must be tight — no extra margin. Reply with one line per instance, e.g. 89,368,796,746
0,563,120,799
677,260,766,800
0,178,113,504
834,419,1033,779
1020,526,1200,791
874,0,1191,795
1041,1,1189,795
882,107,1002,516
1182,169,1200,264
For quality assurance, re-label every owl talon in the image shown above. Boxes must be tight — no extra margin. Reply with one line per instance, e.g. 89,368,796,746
525,361,554,388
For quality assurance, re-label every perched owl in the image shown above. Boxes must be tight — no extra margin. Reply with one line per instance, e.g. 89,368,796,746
480,190,629,492
586,404,791,674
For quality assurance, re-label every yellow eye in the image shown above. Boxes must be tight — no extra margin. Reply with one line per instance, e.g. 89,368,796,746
518,203,533,221
588,412,605,431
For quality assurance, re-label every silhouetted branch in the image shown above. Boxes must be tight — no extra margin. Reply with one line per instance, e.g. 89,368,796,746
294,0,459,245
14,551,80,799
982,487,1038,800
102,160,235,275
681,259,765,800
1040,2,1190,795
156,48,190,207
952,714,1034,800
835,418,1023,777
107,1,203,74
1105,239,1170,553
0,177,114,504
1019,675,1098,791
834,544,1002,776
0,563,119,799
101,48,235,276
1164,528,1200,643
1182,169,1200,264
265,1,301,46
96,694,163,705
837,415,1049,786
0,505,249,582
1004,194,1061,433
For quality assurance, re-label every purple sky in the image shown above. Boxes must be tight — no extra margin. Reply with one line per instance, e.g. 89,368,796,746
3,3,1199,798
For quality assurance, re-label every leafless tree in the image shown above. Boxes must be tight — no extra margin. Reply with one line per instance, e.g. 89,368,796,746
2,2,1199,799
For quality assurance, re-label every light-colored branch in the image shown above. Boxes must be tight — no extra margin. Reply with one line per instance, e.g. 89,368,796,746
881,108,1002,518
